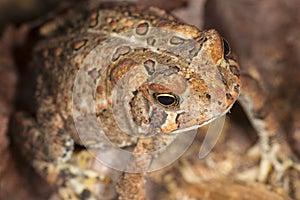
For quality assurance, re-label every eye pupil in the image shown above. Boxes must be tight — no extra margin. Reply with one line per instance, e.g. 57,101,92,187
222,38,231,57
153,93,179,108
157,95,175,106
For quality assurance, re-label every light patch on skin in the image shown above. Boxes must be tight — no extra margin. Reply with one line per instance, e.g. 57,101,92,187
110,32,159,53
161,111,181,133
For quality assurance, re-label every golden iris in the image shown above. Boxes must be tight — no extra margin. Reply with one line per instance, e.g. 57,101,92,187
153,93,180,108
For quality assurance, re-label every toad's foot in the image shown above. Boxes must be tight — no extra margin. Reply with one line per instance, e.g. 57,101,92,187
247,142,300,183
34,160,113,200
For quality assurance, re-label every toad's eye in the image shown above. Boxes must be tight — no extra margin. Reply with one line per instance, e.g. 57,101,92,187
153,93,180,108
222,38,231,57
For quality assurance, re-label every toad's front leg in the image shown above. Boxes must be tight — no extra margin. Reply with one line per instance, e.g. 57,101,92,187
12,112,112,200
116,135,176,200
238,74,300,184
115,139,151,200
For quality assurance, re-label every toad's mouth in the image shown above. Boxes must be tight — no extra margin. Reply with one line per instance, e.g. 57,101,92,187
170,106,232,134
170,124,201,134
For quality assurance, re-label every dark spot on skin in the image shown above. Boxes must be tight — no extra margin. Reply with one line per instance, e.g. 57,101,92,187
132,90,138,95
147,37,156,46
136,22,149,35
89,12,99,27
175,113,183,128
170,36,185,45
73,39,88,51
143,59,155,75
112,46,131,61
222,77,227,86
217,66,229,89
81,189,91,200
217,101,222,105
96,108,107,117
88,68,101,79
234,84,240,93
170,66,180,72
230,65,240,77
206,93,211,100
226,93,233,100
88,68,101,84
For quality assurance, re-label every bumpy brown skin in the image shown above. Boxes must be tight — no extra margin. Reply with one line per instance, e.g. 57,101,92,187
12,2,241,200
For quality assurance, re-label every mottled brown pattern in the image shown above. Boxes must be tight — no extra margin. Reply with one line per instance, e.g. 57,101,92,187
10,2,240,200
